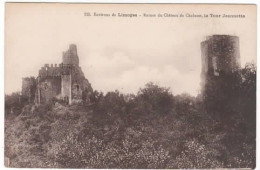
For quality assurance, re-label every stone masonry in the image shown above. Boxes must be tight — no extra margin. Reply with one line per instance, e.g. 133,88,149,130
200,35,241,94
22,44,93,105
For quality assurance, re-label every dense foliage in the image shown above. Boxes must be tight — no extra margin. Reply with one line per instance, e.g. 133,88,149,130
5,63,256,168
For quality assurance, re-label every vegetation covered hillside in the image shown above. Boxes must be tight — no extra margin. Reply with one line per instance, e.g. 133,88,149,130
5,63,256,168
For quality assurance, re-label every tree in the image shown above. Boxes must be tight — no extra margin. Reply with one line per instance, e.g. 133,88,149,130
5,92,26,116
135,82,174,114
203,70,242,121
239,63,256,130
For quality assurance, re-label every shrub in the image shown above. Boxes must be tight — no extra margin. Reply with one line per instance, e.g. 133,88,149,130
94,90,126,115
134,82,174,114
5,92,26,116
167,139,223,169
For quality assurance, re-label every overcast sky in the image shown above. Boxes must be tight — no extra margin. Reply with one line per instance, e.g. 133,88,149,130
5,3,256,96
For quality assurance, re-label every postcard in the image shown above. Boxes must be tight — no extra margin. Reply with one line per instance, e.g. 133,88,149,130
4,3,256,169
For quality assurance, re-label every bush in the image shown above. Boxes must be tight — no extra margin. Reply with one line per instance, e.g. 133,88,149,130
134,82,174,114
5,92,29,116
167,139,223,168
93,90,125,114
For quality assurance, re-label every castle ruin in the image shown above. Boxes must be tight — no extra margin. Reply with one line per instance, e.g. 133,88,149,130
200,35,241,95
22,44,93,105
21,35,242,105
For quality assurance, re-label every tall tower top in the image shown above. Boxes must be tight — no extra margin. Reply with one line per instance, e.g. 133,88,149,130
69,44,77,54
201,35,240,76
62,44,79,66
200,34,241,94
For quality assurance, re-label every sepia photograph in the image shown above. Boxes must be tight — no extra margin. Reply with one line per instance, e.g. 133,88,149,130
4,3,256,169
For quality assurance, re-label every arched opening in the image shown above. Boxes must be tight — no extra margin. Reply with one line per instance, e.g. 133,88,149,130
44,82,48,90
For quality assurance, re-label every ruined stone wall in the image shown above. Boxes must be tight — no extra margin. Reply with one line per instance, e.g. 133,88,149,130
39,64,62,77
70,66,93,103
22,77,36,103
61,75,71,104
38,76,61,103
34,44,92,105
39,63,73,77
